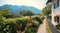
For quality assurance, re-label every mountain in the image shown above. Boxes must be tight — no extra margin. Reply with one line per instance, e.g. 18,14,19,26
0,4,42,14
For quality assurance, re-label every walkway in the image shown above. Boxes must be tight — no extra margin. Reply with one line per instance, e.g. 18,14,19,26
37,18,47,33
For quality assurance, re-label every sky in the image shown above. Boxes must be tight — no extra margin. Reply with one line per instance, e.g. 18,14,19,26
0,0,47,10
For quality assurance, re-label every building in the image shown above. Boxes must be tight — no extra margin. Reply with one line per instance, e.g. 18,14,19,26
47,0,60,25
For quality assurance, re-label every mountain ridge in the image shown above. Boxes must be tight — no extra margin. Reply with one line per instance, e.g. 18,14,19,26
0,4,42,14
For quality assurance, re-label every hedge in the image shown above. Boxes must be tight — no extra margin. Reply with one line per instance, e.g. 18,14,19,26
0,17,42,33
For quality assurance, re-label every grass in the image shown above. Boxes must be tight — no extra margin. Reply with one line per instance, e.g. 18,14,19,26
46,21,52,33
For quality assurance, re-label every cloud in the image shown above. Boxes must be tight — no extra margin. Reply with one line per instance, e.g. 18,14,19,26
0,0,47,10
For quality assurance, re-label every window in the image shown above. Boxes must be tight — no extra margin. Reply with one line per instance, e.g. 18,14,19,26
54,16,59,23
57,0,59,7
54,0,59,9
54,3,56,9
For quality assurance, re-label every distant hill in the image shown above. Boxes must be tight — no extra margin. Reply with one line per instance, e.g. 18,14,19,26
0,4,42,14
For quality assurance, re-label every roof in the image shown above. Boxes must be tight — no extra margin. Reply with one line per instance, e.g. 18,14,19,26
46,0,52,4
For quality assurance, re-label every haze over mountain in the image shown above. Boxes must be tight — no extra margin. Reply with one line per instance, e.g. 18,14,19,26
0,4,42,14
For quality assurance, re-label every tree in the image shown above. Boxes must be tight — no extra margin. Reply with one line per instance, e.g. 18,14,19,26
0,9,11,16
42,4,51,16
42,4,52,19
20,10,35,16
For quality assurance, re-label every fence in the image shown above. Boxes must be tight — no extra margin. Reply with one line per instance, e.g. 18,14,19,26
47,19,60,33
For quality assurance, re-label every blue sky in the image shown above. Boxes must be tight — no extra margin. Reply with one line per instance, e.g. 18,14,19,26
0,0,47,10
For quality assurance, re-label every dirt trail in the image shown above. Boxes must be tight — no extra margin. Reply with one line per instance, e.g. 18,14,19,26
37,19,47,33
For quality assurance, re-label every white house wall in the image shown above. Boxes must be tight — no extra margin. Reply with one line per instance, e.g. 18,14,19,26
52,3,56,25
53,0,60,15
54,7,60,15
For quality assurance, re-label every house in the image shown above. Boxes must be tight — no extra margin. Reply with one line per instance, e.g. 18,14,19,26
46,0,60,25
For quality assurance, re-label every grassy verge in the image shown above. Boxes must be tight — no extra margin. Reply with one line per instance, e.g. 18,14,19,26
46,21,52,33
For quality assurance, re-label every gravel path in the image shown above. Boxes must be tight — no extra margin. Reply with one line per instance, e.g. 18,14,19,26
37,19,47,33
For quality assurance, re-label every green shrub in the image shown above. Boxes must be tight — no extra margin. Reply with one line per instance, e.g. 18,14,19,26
32,21,39,28
25,20,39,33
0,18,17,33
32,17,42,24
25,27,37,33
0,17,40,33
16,18,29,32
0,16,6,22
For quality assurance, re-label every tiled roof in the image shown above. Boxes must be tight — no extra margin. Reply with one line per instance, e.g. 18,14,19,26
46,0,52,4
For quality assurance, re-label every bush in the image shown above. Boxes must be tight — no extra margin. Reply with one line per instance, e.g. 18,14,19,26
25,20,39,33
25,27,37,33
32,16,42,24
0,18,17,33
16,18,29,32
0,16,6,22
0,17,40,33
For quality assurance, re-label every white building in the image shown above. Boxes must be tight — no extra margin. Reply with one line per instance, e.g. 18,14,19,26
47,0,60,25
